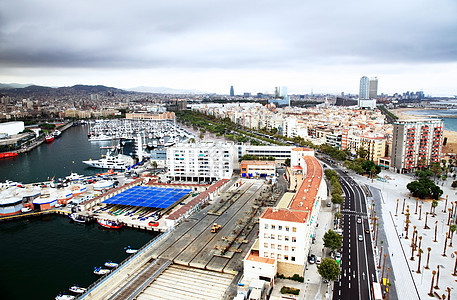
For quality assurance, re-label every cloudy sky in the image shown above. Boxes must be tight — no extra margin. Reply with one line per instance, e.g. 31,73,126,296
0,0,456,95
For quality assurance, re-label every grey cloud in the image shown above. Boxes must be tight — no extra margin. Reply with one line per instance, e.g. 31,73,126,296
0,0,456,70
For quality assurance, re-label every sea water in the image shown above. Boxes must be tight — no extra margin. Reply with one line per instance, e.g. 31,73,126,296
0,215,158,300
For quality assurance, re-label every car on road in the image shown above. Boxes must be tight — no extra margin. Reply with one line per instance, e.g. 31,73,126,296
357,217,362,224
308,254,316,264
358,234,363,241
365,228,370,234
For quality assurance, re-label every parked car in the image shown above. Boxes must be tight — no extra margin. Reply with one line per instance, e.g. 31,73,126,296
308,254,316,264
358,234,363,241
316,256,322,264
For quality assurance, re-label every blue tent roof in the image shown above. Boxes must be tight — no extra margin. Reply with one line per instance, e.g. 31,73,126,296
103,186,192,209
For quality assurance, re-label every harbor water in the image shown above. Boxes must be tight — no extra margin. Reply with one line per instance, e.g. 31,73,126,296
0,214,159,300
0,125,125,184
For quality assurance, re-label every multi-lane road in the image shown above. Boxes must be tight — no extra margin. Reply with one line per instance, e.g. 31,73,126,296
331,168,378,300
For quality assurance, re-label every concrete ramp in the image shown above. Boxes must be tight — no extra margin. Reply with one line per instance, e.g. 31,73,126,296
136,265,234,300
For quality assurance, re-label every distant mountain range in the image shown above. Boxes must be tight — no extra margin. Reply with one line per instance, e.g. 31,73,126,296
0,83,34,89
0,83,206,95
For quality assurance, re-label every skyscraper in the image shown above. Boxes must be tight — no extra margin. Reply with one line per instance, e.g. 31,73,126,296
359,76,369,99
230,85,234,97
369,77,378,99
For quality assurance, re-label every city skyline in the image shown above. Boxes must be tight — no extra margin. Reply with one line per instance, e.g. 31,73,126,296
0,0,456,96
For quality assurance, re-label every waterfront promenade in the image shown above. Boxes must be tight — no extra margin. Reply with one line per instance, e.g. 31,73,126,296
353,170,457,299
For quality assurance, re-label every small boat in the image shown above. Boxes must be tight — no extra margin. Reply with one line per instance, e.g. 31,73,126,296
93,267,111,275
53,130,62,138
97,219,123,229
45,135,55,143
69,213,86,223
66,172,83,181
125,246,138,254
69,285,87,294
0,152,18,159
55,293,75,300
104,261,119,268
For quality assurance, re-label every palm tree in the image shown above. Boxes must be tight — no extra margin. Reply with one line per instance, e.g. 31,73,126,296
449,224,456,247
425,247,431,269
429,270,436,297
417,248,423,273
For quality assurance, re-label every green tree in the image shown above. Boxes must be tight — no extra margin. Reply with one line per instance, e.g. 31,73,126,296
284,158,291,167
331,194,344,205
152,161,158,169
317,258,341,281
357,147,368,160
430,162,443,182
323,229,342,251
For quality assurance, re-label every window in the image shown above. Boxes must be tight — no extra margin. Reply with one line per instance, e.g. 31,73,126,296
292,227,297,232
291,256,296,261
264,233,269,239
292,237,296,242
284,255,289,260
264,243,268,248
285,246,289,251
271,225,276,230
264,253,268,258
271,234,275,239
271,244,275,249
264,224,268,229
278,225,282,230
285,236,289,241
278,235,282,241
278,245,282,250
271,253,275,258
292,247,296,252
277,254,282,260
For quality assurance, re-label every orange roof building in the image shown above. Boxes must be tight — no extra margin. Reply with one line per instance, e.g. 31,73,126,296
244,153,327,282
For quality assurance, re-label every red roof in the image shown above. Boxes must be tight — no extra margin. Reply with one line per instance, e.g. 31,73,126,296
261,207,309,223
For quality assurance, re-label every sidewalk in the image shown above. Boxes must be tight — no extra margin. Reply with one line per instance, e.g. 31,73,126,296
353,170,457,299
302,199,335,300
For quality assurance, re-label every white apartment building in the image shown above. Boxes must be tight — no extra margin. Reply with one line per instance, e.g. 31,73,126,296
244,153,326,283
237,145,295,162
166,142,234,182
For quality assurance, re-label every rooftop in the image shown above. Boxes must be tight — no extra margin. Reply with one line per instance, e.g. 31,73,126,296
261,207,309,224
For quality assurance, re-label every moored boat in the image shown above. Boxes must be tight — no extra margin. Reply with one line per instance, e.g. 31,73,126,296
0,152,18,159
97,219,123,229
93,267,111,275
69,213,86,223
45,135,55,143
104,261,119,268
55,293,75,300
69,285,87,294
125,246,138,254
53,130,62,138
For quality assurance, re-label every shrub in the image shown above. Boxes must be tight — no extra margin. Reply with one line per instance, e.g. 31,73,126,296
280,286,300,295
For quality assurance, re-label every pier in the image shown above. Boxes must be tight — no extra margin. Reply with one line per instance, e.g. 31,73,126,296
78,178,284,300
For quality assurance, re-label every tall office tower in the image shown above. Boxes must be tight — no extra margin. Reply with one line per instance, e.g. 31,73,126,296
391,119,444,173
369,77,378,99
230,85,234,97
359,76,370,99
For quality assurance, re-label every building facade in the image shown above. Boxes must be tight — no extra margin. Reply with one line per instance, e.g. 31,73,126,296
369,77,378,99
166,142,234,182
359,76,370,99
244,154,326,283
391,119,444,173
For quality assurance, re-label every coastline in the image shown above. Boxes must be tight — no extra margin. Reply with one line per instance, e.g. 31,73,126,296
391,108,457,155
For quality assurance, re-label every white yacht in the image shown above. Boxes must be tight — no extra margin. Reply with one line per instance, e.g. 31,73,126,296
82,150,134,170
